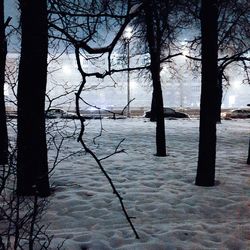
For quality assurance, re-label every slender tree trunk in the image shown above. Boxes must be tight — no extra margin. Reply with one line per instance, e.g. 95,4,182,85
195,0,218,186
0,0,8,165
215,72,223,123
143,0,166,156
151,61,166,156
17,0,50,197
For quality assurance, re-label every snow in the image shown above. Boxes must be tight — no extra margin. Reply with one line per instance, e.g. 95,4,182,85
44,118,250,250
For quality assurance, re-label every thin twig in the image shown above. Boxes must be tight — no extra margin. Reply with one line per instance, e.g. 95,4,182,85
74,47,140,239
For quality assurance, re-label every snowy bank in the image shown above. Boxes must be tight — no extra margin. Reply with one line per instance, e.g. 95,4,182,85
44,118,250,250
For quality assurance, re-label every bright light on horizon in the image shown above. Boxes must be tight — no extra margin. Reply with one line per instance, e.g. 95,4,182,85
123,26,133,40
62,64,72,75
130,80,137,90
231,80,241,89
181,39,189,57
182,49,189,57
4,84,9,96
228,95,236,107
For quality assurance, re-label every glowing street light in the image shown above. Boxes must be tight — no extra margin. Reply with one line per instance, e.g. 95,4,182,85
62,64,72,76
123,27,133,117
124,26,133,40
181,39,189,57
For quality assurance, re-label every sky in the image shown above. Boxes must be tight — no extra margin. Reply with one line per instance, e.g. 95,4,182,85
3,0,250,109
4,0,18,24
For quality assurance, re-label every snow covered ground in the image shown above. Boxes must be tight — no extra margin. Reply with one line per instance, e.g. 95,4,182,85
44,118,250,250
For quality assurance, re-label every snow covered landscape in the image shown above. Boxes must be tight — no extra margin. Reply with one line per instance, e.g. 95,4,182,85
43,118,250,250
2,1,249,249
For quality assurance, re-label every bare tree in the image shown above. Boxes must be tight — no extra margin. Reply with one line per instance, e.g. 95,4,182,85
215,0,250,122
48,0,142,238
141,0,168,156
127,0,184,156
182,0,249,182
216,52,249,123
184,0,250,123
17,0,50,197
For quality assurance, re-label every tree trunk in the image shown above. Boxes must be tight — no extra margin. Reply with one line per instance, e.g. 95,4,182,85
215,73,223,123
0,0,8,165
195,0,218,186
143,0,166,156
17,0,50,197
150,91,157,122
150,62,166,156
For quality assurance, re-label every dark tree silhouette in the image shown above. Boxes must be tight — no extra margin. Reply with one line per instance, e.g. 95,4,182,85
48,0,141,237
142,0,166,156
215,0,250,122
17,0,50,197
195,0,218,186
50,0,185,157
0,0,9,165
216,51,249,123
185,0,250,123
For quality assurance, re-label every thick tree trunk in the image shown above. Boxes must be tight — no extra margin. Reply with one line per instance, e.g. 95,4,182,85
195,0,218,186
0,0,8,165
150,92,157,122
17,0,50,196
143,0,166,156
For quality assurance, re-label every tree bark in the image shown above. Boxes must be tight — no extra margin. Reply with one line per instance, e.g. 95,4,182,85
17,0,50,196
143,0,166,156
195,0,218,186
0,0,8,165
150,62,166,157
215,72,223,123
